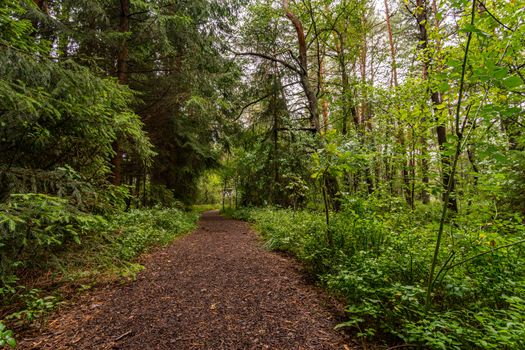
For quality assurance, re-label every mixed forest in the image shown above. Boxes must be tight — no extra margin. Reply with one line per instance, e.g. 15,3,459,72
1,0,524,348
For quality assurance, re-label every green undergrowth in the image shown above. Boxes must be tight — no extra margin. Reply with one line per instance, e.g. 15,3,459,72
0,199,198,347
226,201,525,349
192,204,220,213
57,207,198,281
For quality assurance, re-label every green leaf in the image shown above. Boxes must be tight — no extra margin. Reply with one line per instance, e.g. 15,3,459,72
7,337,16,348
437,81,450,92
8,219,16,232
493,67,509,80
459,24,489,38
459,24,479,33
502,76,522,89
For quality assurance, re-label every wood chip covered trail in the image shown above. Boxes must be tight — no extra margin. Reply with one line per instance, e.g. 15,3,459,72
18,211,353,349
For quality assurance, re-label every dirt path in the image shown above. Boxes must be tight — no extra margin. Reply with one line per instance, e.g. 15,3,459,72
17,211,353,349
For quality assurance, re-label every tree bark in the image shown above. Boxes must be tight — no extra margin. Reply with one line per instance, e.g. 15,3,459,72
385,0,413,204
358,26,374,194
415,0,457,208
283,0,320,133
384,0,398,87
415,0,431,204
417,0,457,211
335,31,358,135
111,0,130,186
319,51,329,133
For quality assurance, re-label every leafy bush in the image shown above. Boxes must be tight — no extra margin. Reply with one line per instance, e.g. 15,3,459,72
108,208,198,261
0,321,16,348
0,205,198,345
43,207,198,283
0,193,107,289
233,203,525,349
6,289,59,326
193,204,220,213
222,206,255,222
147,184,178,208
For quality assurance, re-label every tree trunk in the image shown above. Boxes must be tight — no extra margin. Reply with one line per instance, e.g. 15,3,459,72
319,52,329,133
111,0,130,186
415,0,457,208
359,29,374,194
271,68,280,205
384,0,398,87
335,31,358,135
415,0,432,204
283,0,319,133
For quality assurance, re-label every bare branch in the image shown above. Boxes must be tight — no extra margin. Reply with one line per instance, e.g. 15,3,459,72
232,51,300,74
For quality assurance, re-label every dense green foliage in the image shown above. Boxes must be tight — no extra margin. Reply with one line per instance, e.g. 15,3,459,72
222,0,525,347
0,0,239,346
1,0,242,204
231,0,525,213
1,0,524,348
1,206,197,345
228,205,525,349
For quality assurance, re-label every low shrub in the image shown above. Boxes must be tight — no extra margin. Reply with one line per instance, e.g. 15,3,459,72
108,208,198,261
0,201,198,348
232,201,525,349
193,204,220,213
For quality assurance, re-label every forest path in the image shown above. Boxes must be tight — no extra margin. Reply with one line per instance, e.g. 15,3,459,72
18,211,353,349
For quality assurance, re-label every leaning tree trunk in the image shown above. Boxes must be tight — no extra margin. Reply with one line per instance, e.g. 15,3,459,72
283,0,319,133
282,1,341,210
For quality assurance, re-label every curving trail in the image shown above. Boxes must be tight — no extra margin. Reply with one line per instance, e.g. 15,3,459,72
17,211,354,349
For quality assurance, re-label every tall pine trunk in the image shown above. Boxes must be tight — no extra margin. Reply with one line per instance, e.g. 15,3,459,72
111,0,130,186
